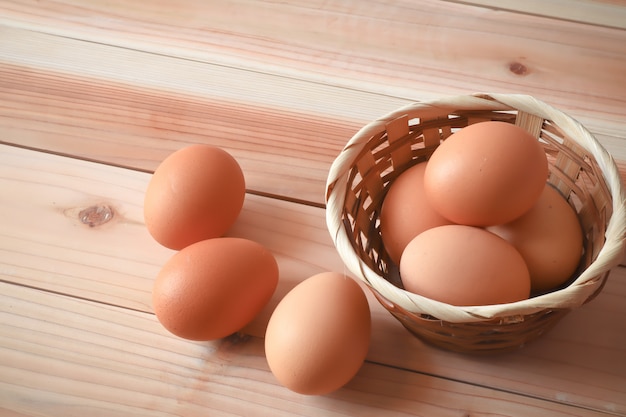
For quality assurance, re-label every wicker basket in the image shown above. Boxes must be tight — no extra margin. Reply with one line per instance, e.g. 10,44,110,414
325,93,626,354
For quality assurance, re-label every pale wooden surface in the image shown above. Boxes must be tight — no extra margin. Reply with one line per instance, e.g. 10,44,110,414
1,1,625,416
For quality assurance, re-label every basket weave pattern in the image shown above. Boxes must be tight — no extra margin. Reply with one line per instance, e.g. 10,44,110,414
325,93,626,353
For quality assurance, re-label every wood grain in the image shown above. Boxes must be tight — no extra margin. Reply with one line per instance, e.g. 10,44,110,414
1,1,626,415
0,282,614,417
3,0,625,111
1,25,625,205
0,144,344,313
1,144,624,414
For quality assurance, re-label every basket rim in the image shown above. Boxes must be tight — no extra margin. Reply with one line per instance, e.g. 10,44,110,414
325,92,626,323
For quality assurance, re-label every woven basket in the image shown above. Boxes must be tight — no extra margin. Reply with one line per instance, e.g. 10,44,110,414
325,93,626,354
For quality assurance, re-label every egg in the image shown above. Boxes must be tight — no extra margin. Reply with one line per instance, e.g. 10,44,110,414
400,225,530,306
144,144,246,250
487,184,583,293
423,121,548,226
264,272,371,395
380,161,454,265
152,237,279,341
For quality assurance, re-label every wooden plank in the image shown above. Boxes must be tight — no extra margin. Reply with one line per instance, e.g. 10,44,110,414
0,282,611,417
3,0,625,99
1,144,625,414
446,0,626,29
1,1,625,131
0,24,409,123
0,26,400,204
1,26,625,205
0,144,173,312
0,143,346,314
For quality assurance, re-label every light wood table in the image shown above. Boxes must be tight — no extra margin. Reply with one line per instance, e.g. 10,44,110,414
1,1,625,416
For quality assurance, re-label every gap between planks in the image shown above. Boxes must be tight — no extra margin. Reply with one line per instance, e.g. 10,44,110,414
0,140,327,210
442,0,626,29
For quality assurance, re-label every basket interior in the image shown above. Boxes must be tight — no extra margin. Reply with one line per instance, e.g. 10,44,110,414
341,109,613,300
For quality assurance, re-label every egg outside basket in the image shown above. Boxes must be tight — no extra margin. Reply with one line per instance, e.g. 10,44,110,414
325,93,626,354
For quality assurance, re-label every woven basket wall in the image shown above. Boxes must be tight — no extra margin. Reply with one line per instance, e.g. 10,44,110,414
325,93,626,354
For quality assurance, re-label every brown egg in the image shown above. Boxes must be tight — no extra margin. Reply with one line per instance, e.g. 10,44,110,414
380,161,454,265
152,237,279,341
400,225,530,306
423,121,548,226
144,144,245,250
264,272,371,395
487,184,583,293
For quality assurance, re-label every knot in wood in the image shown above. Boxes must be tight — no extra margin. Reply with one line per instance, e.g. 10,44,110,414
508,61,528,76
79,205,114,227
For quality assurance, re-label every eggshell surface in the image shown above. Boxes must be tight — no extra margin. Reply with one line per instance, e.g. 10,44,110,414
423,121,548,226
264,272,371,395
144,144,246,250
400,225,530,306
152,237,279,341
380,161,454,265
487,184,583,293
